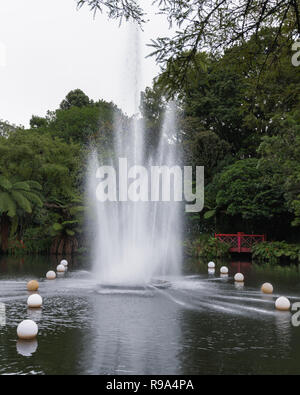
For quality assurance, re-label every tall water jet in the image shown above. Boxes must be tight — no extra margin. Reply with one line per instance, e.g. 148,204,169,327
86,24,182,286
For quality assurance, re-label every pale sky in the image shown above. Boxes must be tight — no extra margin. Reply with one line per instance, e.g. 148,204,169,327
0,0,171,127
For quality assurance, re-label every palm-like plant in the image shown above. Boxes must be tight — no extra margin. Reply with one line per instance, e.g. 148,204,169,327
0,175,43,252
50,197,84,255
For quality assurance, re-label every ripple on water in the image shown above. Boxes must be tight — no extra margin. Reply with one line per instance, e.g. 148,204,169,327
0,270,299,375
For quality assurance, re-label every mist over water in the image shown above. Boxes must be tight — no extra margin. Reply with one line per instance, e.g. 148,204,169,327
86,24,182,285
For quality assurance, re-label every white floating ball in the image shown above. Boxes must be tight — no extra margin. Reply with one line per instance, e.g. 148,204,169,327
56,264,66,272
17,340,38,357
46,271,56,280
275,296,290,311
208,261,215,269
17,320,38,340
60,259,68,266
27,294,43,308
261,282,273,294
27,280,39,292
234,273,244,282
220,266,229,274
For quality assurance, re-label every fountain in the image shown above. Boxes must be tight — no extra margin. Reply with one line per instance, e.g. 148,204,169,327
86,24,182,287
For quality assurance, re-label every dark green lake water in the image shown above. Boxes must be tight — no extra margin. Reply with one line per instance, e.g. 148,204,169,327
0,255,300,375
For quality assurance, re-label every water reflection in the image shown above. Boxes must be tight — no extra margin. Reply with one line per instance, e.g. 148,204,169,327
234,282,244,290
81,290,182,374
230,261,249,281
0,302,5,327
27,308,42,323
274,311,292,353
17,340,38,357
220,274,228,280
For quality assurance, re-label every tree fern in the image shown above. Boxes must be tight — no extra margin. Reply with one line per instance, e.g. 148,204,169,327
22,191,43,208
0,192,17,217
9,216,18,237
10,191,32,213
0,175,44,251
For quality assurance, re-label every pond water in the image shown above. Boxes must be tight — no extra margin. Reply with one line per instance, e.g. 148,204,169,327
0,255,300,375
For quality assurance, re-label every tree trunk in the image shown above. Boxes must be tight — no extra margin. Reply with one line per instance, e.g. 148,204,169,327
50,237,59,255
0,214,10,253
50,236,78,255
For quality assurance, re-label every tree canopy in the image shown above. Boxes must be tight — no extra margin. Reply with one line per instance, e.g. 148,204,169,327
0,90,120,254
1,22,300,254
78,0,300,89
138,28,300,239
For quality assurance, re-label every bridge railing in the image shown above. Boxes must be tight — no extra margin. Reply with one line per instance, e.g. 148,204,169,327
215,232,266,253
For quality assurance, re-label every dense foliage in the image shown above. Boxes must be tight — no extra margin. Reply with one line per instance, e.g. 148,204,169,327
0,90,118,255
0,25,300,262
141,29,300,243
184,235,230,261
252,241,300,264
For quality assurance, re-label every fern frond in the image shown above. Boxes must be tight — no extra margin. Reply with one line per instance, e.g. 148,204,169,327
22,191,43,207
0,176,12,191
11,191,32,213
12,181,30,191
26,180,42,191
0,192,17,216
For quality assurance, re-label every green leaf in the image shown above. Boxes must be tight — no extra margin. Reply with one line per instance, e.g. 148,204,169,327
12,181,30,191
11,191,32,213
0,176,12,191
26,180,42,191
0,192,17,217
69,206,85,215
204,209,216,220
22,191,43,207
61,220,79,226
53,223,63,231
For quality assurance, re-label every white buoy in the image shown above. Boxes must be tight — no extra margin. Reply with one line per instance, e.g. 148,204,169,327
208,261,215,269
275,296,290,311
16,340,38,357
46,271,56,280
60,259,68,266
220,266,229,274
27,294,43,308
27,280,39,292
234,273,244,282
56,264,66,273
261,282,273,294
17,320,38,340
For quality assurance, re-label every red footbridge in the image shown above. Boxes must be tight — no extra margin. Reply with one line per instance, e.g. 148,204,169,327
215,232,266,253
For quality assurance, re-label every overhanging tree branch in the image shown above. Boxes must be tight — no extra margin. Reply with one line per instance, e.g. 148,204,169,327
77,0,145,25
77,0,300,91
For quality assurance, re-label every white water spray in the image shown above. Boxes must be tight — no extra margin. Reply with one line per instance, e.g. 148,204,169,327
86,24,182,285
